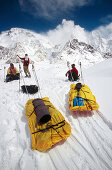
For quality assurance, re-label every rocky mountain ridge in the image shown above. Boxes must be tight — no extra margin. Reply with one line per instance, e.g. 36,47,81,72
0,28,112,67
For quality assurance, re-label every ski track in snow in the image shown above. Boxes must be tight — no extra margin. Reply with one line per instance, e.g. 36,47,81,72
0,63,112,170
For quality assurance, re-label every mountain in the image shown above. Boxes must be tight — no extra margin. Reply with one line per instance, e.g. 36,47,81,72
89,23,112,53
54,39,104,68
0,28,53,63
0,27,112,67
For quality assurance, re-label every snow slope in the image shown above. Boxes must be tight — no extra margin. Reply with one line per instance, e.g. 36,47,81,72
0,58,112,170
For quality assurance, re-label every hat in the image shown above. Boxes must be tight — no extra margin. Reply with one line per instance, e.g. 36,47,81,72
10,63,14,67
71,64,75,67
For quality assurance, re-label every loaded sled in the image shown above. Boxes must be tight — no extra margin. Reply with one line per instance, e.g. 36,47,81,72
21,85,38,94
25,97,71,152
69,83,99,111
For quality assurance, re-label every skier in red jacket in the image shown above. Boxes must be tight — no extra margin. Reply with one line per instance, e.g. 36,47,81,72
65,64,79,81
17,54,31,77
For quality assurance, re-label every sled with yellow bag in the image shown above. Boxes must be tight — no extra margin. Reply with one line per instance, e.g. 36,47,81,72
25,97,71,152
69,83,99,111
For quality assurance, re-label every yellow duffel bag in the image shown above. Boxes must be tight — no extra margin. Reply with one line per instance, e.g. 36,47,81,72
25,97,71,152
69,83,99,111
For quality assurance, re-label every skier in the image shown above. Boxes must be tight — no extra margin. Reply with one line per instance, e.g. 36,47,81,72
65,64,79,81
17,54,31,77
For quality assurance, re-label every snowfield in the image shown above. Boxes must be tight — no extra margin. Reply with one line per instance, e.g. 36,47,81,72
0,58,112,170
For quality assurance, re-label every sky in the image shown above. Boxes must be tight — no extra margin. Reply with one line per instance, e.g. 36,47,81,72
0,0,112,33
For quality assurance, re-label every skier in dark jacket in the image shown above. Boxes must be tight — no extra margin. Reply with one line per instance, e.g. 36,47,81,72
65,64,79,81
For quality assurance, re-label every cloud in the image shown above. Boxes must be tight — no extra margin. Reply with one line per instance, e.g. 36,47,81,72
18,0,93,19
45,19,75,45
100,15,112,24
44,19,112,46
93,22,112,39
45,19,89,45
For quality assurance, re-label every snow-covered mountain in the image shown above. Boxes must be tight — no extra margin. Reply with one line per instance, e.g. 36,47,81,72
67,22,112,54
88,23,112,53
0,27,112,67
0,28,53,63
54,39,104,68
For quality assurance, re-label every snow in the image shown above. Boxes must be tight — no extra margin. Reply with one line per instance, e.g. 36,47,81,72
84,58,112,120
0,57,112,170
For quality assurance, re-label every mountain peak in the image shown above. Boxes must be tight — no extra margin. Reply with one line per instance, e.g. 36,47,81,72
0,28,112,67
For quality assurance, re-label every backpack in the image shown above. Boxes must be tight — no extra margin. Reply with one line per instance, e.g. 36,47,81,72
73,97,84,106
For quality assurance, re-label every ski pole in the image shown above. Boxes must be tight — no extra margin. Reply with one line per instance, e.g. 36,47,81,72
79,62,84,84
19,64,21,92
32,64,42,98
4,66,6,82
67,61,70,68
79,62,82,78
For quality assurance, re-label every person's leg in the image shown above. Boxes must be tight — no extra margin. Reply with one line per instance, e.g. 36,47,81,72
68,72,72,81
11,75,15,80
27,67,31,76
6,74,10,82
72,72,78,81
6,74,13,82
24,66,28,76
14,73,20,80
25,66,31,77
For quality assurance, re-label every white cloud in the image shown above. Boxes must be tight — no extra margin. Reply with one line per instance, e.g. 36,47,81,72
45,19,75,45
44,19,112,47
44,19,89,45
93,22,112,39
18,0,93,19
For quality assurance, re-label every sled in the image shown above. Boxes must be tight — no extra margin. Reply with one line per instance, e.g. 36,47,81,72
25,97,71,152
21,85,38,94
69,83,99,111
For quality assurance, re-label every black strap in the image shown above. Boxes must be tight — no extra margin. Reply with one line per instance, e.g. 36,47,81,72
32,120,65,134
80,89,94,110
